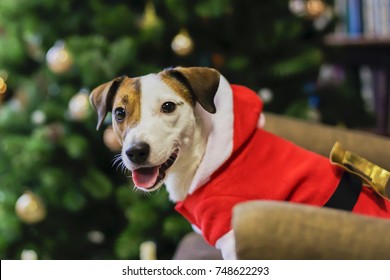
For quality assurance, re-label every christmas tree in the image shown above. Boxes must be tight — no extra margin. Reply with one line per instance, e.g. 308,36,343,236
0,0,371,259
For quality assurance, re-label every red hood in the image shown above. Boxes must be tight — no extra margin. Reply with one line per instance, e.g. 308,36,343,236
230,84,263,153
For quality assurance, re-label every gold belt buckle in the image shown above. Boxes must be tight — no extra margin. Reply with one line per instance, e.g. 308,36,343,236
330,141,390,200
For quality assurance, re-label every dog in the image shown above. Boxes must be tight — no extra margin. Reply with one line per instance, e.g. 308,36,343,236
90,67,390,259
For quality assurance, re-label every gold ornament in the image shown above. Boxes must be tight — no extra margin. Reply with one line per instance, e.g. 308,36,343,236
140,1,160,30
139,241,157,260
103,126,122,151
21,249,38,260
87,230,106,244
306,0,326,18
0,77,7,94
68,90,90,121
289,0,326,18
171,28,194,56
15,191,47,224
46,41,73,74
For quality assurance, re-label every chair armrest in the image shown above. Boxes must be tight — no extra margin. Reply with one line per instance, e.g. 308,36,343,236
233,201,390,259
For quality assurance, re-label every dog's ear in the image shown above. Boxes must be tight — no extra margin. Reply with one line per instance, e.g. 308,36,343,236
166,67,220,114
89,76,125,130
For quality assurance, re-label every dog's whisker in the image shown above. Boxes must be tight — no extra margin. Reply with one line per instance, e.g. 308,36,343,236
111,154,132,176
143,189,153,197
112,154,123,167
121,163,129,175
112,158,122,166
116,162,127,174
114,162,122,171
132,185,141,193
131,185,152,197
112,153,122,161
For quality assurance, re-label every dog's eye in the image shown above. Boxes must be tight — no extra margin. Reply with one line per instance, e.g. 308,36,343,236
114,107,126,121
161,102,176,113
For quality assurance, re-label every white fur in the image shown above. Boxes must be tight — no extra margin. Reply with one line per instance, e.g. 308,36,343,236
215,230,237,260
258,113,266,128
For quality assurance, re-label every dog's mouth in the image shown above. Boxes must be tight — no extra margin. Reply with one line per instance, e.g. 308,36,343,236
131,149,179,190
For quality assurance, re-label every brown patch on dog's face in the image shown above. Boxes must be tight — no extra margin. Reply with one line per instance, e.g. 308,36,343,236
159,71,195,107
159,67,220,114
112,78,141,143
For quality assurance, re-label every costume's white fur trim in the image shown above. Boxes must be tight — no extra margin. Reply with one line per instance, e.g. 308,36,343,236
188,75,234,194
191,224,202,235
215,230,236,260
258,113,266,128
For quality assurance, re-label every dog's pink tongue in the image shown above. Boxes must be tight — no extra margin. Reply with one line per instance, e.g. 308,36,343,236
132,167,159,189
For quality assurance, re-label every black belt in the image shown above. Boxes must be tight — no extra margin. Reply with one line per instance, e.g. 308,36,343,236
324,172,362,211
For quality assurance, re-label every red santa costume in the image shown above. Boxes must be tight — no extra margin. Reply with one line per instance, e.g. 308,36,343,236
174,75,390,259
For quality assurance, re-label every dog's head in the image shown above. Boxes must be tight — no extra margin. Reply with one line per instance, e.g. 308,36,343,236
90,67,220,192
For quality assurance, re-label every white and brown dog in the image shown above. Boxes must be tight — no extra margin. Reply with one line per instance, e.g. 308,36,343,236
90,67,390,259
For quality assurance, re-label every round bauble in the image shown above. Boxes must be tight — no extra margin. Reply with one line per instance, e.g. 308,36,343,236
103,126,122,152
68,90,90,121
46,41,73,74
0,77,7,94
15,191,47,224
171,29,194,56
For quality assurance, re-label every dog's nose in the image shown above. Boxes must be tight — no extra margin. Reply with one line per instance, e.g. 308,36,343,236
126,142,150,164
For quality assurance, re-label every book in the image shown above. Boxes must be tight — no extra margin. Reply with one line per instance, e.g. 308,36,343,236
359,66,375,113
380,0,390,36
362,0,375,37
372,68,389,134
335,0,348,34
347,0,363,37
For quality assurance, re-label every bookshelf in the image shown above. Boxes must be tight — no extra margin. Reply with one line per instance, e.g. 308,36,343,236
324,36,390,47
323,0,390,135
324,35,390,66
